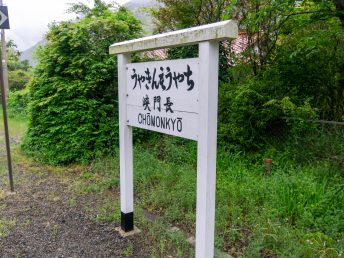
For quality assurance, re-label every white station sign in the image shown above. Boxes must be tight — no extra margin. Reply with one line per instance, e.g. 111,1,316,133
126,58,199,140
110,20,238,258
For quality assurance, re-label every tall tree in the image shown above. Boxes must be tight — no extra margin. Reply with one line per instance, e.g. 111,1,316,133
226,0,342,74
153,0,231,32
153,0,341,74
153,0,344,147
152,0,233,81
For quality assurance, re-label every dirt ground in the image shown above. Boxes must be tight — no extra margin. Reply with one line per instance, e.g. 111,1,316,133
0,152,149,257
0,168,148,257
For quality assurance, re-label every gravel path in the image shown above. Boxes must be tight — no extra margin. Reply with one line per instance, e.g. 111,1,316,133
0,156,148,257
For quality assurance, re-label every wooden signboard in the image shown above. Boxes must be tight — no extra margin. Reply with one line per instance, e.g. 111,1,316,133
126,58,199,140
110,20,238,258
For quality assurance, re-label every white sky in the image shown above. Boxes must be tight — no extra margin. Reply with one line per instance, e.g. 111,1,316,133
4,0,130,51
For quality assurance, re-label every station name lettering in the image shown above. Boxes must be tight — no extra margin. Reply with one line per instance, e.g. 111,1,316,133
138,113,183,132
142,95,174,113
131,65,195,91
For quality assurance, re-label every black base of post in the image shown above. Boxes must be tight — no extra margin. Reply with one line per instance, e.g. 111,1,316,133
121,212,134,232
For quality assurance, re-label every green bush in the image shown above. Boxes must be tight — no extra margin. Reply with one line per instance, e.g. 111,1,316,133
22,4,142,164
218,77,318,150
8,88,30,117
7,41,31,91
272,18,344,121
8,70,31,91
216,11,343,150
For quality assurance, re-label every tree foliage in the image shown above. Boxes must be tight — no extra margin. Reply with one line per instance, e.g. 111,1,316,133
23,2,142,164
153,0,344,149
4,41,31,91
226,0,340,73
153,0,231,32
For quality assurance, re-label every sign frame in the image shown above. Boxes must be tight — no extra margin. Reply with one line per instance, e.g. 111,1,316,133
110,20,238,258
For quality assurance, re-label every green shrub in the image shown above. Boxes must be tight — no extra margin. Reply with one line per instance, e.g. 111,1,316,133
8,70,31,91
272,18,344,121
218,77,318,150
8,88,30,117
22,4,142,164
217,13,343,150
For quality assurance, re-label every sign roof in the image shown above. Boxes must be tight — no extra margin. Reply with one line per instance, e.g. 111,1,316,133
109,20,238,55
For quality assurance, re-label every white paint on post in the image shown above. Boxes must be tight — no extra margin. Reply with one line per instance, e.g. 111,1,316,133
195,41,219,258
118,53,134,214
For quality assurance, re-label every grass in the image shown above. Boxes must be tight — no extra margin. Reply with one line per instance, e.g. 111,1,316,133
1,111,343,257
0,108,28,189
76,134,343,257
0,109,27,140
59,142,341,257
0,218,16,238
122,243,134,257
0,108,26,242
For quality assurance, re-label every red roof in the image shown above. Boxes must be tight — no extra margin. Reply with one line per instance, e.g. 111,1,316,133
230,32,251,54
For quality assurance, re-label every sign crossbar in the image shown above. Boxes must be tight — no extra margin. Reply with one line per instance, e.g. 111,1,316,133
110,20,237,55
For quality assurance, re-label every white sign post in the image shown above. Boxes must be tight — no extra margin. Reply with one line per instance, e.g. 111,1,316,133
110,20,238,258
